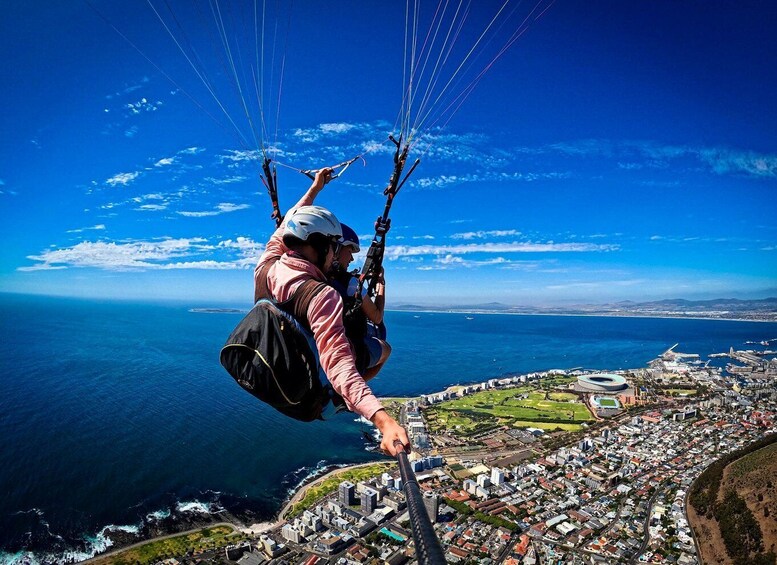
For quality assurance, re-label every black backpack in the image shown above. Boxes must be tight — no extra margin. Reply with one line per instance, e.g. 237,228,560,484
220,257,331,421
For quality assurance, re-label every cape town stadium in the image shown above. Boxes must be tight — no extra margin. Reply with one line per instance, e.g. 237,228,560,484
577,373,628,392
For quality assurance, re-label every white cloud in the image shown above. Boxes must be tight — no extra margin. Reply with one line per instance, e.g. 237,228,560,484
384,241,617,260
133,193,166,203
520,139,777,179
177,202,251,217
20,236,264,272
422,255,512,270
362,140,395,155
320,123,355,134
451,229,521,240
125,97,162,115
413,171,570,190
218,236,265,260
152,147,205,169
221,149,263,163
66,224,106,233
106,76,150,99
545,279,645,291
698,147,777,178
294,122,359,143
204,175,247,185
106,171,140,187
21,237,214,271
136,203,168,211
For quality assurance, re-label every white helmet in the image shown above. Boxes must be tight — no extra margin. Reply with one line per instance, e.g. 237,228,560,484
283,205,342,242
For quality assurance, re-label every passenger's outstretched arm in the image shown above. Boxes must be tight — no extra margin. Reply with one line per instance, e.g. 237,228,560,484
361,270,385,324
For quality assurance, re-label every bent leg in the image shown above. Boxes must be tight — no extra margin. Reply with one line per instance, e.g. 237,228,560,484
363,339,391,381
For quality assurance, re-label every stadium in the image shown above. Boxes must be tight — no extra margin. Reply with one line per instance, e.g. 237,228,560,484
577,373,629,392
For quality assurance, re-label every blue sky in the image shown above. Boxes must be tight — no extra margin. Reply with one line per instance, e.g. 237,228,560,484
1,1,775,306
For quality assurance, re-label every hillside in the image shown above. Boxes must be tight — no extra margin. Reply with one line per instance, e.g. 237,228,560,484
688,443,777,564
394,297,777,321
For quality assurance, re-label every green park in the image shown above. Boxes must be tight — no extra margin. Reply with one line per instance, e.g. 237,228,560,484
425,383,594,436
91,525,245,565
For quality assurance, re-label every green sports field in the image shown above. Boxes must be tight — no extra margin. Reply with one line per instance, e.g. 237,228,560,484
425,386,593,435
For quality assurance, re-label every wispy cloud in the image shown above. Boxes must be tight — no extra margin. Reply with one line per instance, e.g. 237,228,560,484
698,147,777,178
418,255,512,270
20,236,263,271
204,175,247,185
66,224,106,233
153,146,206,168
545,279,645,291
0,178,14,196
220,149,263,164
451,229,521,240
177,202,251,217
518,139,777,180
293,122,380,143
106,171,140,187
125,97,163,115
384,241,617,260
412,171,569,190
105,76,150,100
101,190,187,212
137,203,168,212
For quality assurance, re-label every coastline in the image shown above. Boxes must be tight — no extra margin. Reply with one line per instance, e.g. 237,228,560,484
274,460,386,522
390,308,777,323
74,461,385,562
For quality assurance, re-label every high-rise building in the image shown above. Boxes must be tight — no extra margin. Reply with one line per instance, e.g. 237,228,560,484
361,487,378,515
490,467,505,486
476,474,491,488
422,491,439,523
339,481,355,506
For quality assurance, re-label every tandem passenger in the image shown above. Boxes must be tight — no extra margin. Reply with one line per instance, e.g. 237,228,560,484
253,168,409,456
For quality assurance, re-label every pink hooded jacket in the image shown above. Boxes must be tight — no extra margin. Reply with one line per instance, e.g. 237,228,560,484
254,224,384,421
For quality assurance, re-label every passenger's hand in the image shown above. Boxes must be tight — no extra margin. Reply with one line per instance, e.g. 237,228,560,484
371,410,410,456
311,167,333,191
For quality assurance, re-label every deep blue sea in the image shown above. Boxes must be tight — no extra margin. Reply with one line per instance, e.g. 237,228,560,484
1,293,775,563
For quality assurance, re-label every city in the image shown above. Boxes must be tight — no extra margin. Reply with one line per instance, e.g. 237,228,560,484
95,342,777,565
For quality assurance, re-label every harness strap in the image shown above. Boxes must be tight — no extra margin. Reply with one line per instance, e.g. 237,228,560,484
254,254,282,304
255,254,328,330
289,279,328,329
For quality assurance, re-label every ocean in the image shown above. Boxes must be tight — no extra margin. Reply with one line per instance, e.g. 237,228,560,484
1,293,775,563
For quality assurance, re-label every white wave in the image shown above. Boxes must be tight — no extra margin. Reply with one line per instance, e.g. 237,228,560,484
76,523,142,560
10,508,44,517
175,500,224,514
0,524,135,565
145,508,172,522
102,524,141,535
283,460,351,498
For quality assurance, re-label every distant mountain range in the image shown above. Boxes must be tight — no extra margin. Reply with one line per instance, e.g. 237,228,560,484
393,297,777,321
